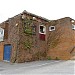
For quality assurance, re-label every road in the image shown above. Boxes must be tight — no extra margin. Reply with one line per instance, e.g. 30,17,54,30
0,60,75,75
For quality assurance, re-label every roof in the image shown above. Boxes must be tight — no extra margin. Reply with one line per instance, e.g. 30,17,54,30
21,10,50,22
0,10,73,24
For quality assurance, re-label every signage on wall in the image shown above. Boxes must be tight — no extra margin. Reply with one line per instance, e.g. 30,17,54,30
0,28,4,42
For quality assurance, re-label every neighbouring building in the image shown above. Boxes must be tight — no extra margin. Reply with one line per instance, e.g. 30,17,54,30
0,10,75,63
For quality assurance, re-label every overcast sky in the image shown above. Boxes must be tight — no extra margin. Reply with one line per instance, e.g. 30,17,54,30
0,0,75,23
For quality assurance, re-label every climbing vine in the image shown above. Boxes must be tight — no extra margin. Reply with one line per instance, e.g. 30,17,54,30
21,16,36,51
22,18,33,35
24,39,32,49
22,17,36,36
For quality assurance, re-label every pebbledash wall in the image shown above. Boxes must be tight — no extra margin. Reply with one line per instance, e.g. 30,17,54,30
0,10,75,63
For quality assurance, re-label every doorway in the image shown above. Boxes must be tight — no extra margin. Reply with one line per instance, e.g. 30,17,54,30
4,44,12,61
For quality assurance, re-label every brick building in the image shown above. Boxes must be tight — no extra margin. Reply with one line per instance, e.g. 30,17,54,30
0,10,75,63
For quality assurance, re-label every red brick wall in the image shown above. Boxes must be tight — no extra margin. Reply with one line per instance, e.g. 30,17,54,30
17,14,48,62
0,15,75,63
47,17,75,60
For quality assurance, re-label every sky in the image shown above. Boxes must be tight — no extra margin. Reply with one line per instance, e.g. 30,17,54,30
0,0,75,23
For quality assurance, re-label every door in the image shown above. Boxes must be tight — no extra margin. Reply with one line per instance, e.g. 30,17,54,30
39,25,46,41
4,45,12,61
0,45,4,61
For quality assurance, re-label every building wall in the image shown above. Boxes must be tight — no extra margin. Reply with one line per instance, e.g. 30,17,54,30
0,22,6,61
0,13,49,63
47,17,75,60
0,14,75,63
7,15,21,62
0,15,21,62
0,42,4,61
17,14,48,62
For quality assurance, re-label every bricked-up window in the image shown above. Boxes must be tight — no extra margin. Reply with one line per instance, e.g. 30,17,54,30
4,23,9,39
72,24,75,30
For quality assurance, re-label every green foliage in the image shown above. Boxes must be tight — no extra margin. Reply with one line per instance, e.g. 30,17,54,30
22,18,33,35
47,56,51,60
55,57,60,60
23,39,32,50
22,18,34,52
24,28,32,35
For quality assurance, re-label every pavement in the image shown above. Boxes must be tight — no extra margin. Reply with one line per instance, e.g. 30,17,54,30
0,60,75,75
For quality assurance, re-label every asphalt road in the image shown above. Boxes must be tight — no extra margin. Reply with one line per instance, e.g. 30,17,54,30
0,60,75,75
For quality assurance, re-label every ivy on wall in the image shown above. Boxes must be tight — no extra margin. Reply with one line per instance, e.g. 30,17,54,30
22,17,36,35
21,16,36,51
23,39,32,50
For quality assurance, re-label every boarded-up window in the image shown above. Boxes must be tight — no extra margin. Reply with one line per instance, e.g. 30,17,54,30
4,23,9,39
39,34,45,41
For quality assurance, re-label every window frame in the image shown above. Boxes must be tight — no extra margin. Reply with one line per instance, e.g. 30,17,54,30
72,24,75,30
0,27,4,42
49,26,55,31
39,25,46,34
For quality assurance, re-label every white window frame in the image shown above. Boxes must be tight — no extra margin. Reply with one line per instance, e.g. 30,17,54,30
71,20,74,23
72,24,75,30
39,25,46,34
49,26,55,31
0,27,4,42
33,17,36,20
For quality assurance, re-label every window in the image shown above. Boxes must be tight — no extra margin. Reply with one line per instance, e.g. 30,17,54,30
72,24,75,30
71,20,74,23
0,28,4,42
33,17,36,20
22,14,26,19
49,26,55,31
39,25,46,34
0,30,3,34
